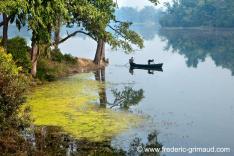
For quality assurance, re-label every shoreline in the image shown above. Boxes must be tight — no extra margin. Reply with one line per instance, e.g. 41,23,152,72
32,57,107,85
71,58,107,74
160,27,234,31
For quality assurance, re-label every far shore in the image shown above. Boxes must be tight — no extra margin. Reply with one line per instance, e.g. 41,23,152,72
160,27,234,31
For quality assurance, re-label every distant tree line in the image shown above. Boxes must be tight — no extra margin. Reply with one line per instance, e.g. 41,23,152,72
115,6,162,40
159,0,234,27
116,6,162,24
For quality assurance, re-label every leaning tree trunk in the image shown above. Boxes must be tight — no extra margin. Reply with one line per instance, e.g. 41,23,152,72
1,14,9,48
94,39,106,65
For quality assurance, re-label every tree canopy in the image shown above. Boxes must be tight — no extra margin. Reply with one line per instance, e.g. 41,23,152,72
1,0,159,76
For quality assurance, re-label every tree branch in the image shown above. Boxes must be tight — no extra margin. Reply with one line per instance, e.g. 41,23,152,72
51,30,96,46
108,25,126,39
0,15,14,27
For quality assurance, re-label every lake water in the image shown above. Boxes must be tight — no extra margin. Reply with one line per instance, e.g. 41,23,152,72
60,28,234,156
3,25,234,155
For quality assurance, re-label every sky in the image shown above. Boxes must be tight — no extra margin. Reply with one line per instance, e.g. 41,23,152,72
117,0,172,9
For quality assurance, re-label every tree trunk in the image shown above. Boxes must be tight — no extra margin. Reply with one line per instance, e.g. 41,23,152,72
54,16,61,50
94,39,103,65
1,14,9,48
31,42,38,77
101,40,106,62
93,39,105,65
31,31,39,77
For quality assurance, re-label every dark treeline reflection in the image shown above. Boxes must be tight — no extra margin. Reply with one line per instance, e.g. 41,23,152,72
1,125,162,155
94,68,145,110
158,29,234,75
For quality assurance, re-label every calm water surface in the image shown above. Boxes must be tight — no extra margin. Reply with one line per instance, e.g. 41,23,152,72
60,28,234,156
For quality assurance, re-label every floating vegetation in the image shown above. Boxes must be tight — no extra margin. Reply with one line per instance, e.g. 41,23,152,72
23,74,143,142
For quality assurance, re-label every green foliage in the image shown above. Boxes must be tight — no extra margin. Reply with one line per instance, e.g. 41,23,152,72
51,49,64,62
51,49,77,64
0,0,27,31
37,55,77,81
67,0,159,53
160,0,234,27
0,47,28,129
7,37,31,71
0,0,27,14
37,59,61,81
63,53,77,64
1,0,159,77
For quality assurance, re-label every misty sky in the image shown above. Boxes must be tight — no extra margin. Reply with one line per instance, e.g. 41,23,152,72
117,0,172,9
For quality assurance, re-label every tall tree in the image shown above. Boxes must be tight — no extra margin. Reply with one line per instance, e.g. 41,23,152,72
0,0,27,48
54,0,159,65
27,0,68,77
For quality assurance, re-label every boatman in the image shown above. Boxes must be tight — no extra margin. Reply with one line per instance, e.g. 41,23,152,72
129,57,134,64
148,59,154,65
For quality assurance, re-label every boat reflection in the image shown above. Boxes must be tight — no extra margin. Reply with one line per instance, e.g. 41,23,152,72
129,67,163,75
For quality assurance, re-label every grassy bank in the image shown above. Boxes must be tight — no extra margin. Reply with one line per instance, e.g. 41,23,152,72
2,36,106,83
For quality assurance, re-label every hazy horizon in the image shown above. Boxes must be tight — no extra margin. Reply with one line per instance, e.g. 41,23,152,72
117,0,172,9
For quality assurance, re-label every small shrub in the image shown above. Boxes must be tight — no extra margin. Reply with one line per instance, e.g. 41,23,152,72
64,53,77,64
37,59,57,81
51,48,64,62
38,48,77,81
7,37,31,72
51,48,77,64
0,47,28,129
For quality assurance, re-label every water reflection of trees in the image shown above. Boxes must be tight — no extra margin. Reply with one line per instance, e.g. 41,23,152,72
1,124,162,155
94,68,144,110
158,29,234,75
109,87,144,110
94,68,107,108
0,68,160,155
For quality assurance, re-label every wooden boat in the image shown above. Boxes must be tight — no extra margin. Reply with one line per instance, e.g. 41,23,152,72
130,62,163,70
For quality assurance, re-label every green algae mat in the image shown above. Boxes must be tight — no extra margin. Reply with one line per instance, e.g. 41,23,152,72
23,73,142,141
